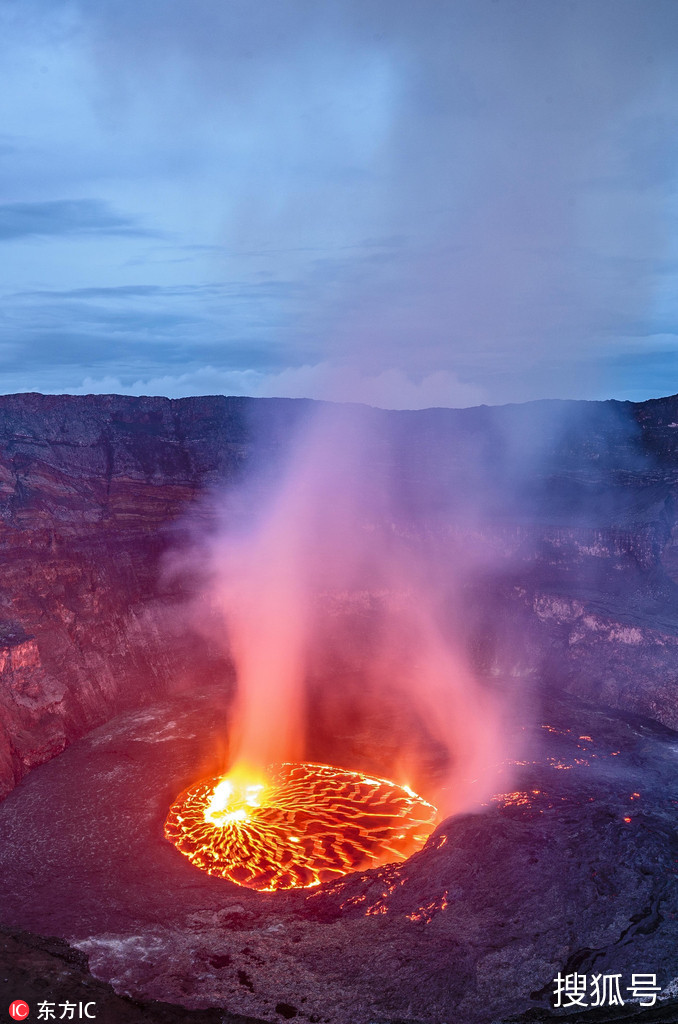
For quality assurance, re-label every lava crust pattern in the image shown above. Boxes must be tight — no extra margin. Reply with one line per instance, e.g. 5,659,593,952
164,762,437,891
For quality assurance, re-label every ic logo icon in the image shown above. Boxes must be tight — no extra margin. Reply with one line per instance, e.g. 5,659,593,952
9,1002,30,1020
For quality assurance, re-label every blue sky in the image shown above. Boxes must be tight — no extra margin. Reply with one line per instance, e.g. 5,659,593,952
1,0,678,408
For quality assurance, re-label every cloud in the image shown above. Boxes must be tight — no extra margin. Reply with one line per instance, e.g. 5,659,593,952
20,285,170,299
1,278,313,374
1,1,678,404
0,199,154,241
30,362,486,410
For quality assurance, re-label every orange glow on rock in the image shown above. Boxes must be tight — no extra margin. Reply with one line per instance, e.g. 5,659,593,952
164,762,437,891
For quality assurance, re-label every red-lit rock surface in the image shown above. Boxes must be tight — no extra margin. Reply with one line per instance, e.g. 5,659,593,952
0,391,264,799
2,390,678,804
0,691,677,1024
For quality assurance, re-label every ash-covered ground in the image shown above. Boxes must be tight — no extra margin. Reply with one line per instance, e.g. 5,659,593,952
1,688,677,1024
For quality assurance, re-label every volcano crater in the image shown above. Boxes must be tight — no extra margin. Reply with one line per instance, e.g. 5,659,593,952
0,688,677,1023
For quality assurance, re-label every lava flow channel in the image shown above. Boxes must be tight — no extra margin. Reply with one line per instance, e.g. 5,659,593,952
164,762,438,891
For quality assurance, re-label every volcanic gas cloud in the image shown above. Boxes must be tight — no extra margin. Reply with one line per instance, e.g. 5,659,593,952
165,404,513,890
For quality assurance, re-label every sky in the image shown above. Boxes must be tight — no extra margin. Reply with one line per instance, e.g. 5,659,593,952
1,0,678,409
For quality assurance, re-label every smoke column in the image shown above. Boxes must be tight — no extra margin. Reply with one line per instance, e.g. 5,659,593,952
188,399,514,815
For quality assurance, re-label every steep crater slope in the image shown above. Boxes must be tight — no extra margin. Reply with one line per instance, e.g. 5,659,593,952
1,391,678,798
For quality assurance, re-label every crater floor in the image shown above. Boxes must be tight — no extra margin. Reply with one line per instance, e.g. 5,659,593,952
1,689,678,1024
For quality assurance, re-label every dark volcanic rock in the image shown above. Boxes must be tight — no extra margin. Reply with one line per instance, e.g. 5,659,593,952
0,691,677,1023
0,392,292,800
1,390,678,803
0,926,265,1024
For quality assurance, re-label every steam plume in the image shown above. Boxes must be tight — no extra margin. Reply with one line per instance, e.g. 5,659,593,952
185,400,514,815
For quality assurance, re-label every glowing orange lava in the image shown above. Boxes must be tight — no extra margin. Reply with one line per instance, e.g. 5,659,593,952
164,762,437,891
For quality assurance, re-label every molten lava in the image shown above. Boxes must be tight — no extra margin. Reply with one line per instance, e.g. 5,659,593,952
164,762,437,891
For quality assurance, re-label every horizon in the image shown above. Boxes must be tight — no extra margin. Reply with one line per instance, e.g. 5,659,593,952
1,387,677,414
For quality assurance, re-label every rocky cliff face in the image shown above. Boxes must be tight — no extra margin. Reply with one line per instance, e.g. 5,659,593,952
1,391,678,800
0,392,255,799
